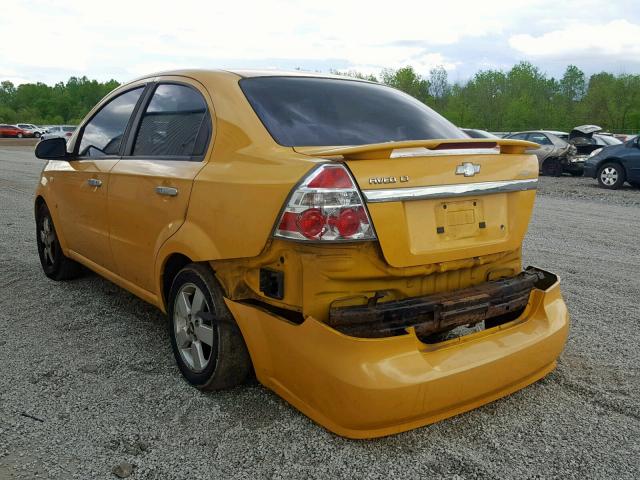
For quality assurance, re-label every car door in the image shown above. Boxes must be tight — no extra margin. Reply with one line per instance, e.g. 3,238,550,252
107,79,212,293
52,86,146,272
623,139,640,182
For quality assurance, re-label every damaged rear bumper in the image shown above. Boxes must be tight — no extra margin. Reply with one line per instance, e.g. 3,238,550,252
327,268,546,338
225,267,569,439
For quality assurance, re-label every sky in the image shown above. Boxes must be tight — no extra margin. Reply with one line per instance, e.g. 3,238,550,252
2,0,640,86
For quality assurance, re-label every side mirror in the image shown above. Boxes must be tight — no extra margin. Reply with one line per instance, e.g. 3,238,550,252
35,137,69,160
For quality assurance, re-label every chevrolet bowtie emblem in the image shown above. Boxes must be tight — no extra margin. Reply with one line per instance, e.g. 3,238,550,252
455,162,481,177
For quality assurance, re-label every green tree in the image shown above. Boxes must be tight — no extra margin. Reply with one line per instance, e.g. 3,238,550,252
381,66,430,103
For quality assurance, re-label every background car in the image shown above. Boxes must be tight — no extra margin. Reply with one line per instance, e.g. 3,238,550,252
583,136,640,189
461,128,498,138
41,125,76,141
504,130,579,176
15,123,46,138
0,124,29,138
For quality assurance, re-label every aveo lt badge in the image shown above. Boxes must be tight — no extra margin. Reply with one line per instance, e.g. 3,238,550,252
368,175,409,185
456,162,481,177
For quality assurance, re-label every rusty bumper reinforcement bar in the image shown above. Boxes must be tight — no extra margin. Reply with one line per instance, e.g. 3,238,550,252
328,267,554,338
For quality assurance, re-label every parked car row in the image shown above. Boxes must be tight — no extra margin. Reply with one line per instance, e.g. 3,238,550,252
0,123,77,139
464,125,639,189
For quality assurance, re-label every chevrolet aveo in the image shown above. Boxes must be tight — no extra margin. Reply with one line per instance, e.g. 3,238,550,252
34,70,569,438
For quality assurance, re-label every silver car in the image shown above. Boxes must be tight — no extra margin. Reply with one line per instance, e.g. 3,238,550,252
505,131,579,176
41,125,76,141
15,123,47,138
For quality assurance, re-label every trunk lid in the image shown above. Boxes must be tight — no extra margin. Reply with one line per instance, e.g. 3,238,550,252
295,139,539,268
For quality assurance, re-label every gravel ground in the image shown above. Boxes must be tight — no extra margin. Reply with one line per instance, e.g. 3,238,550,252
1,146,639,479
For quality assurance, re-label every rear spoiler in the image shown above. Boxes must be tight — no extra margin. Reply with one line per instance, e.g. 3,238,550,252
294,138,538,160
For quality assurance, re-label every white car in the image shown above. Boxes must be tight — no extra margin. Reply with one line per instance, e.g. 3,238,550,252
41,125,76,141
15,123,47,138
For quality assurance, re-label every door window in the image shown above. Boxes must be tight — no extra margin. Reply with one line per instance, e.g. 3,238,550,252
132,84,209,158
78,87,144,157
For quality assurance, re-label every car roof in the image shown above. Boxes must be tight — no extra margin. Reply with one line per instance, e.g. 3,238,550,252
129,68,371,84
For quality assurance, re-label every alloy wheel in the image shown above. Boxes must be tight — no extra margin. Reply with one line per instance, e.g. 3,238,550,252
173,283,215,373
600,166,618,186
40,216,56,265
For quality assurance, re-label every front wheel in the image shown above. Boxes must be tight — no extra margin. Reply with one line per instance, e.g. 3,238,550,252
17,133,23,138
168,263,252,391
35,132,41,138
36,202,82,280
597,163,626,189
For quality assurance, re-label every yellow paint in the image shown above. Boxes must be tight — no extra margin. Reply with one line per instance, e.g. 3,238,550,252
34,69,569,438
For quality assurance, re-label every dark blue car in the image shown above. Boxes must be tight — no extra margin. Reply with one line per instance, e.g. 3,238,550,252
584,136,640,189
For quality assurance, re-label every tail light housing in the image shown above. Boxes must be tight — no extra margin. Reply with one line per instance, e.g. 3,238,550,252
274,164,376,242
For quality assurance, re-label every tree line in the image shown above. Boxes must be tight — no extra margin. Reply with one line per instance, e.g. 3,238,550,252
1,62,639,133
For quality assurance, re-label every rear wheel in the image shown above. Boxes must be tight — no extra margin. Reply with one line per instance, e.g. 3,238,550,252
168,263,252,390
36,202,82,280
541,158,562,176
35,132,41,138
597,163,625,189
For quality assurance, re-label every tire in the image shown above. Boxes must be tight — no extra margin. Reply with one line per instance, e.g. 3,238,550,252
35,132,41,138
597,162,626,189
168,263,252,391
36,202,82,280
17,133,23,138
541,157,562,177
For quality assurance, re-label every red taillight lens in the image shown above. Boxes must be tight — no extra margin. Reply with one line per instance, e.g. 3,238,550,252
334,207,361,237
296,208,326,239
274,164,376,242
306,166,352,188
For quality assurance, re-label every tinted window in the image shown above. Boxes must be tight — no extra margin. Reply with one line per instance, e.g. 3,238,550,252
78,87,143,157
240,77,464,146
133,84,208,157
63,126,76,132
527,133,552,145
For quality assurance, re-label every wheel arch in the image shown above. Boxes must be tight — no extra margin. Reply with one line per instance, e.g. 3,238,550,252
159,252,193,312
34,195,46,217
597,157,626,173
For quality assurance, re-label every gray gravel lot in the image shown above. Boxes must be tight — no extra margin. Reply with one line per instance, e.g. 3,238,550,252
1,145,639,479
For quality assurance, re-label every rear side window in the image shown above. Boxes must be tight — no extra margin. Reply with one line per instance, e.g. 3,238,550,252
240,77,465,146
132,84,209,157
508,133,528,140
527,133,552,145
78,87,144,157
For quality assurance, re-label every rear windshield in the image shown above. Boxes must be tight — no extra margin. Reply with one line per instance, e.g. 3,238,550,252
240,77,465,146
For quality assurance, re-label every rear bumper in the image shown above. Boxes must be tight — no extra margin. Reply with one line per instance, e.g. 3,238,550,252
226,267,569,439
562,157,586,173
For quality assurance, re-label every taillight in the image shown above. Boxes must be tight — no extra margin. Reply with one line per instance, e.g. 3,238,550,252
274,164,376,242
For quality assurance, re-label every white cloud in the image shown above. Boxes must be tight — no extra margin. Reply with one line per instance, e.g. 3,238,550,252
1,0,639,84
509,20,640,57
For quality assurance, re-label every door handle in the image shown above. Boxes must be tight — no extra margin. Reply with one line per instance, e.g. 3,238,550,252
87,178,102,187
156,186,178,197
